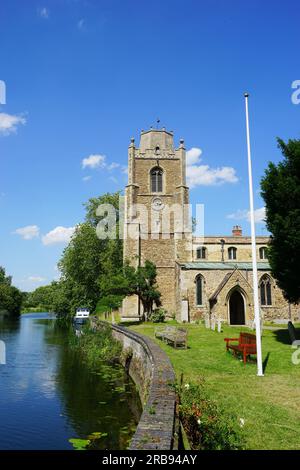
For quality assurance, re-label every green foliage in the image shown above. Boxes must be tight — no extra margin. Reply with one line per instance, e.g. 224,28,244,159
26,192,124,319
0,266,22,317
100,259,161,321
22,284,56,311
179,380,244,450
261,138,300,303
149,308,166,323
58,222,104,315
84,191,122,228
0,266,12,286
70,323,122,367
97,295,122,313
68,438,91,450
134,260,161,320
24,191,160,322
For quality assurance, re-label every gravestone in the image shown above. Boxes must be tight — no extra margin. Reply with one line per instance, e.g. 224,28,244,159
204,315,210,329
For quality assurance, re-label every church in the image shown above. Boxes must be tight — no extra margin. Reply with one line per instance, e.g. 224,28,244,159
122,127,299,325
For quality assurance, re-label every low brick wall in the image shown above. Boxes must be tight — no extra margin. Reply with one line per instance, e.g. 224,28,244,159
92,320,176,450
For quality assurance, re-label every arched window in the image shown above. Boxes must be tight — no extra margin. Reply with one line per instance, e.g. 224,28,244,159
260,275,272,306
259,247,268,260
195,275,203,306
196,247,206,259
150,167,163,193
228,247,237,260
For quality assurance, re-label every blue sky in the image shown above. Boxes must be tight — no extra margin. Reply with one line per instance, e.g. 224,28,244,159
0,0,299,291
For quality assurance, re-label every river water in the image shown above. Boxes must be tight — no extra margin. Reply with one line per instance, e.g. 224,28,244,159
0,313,141,450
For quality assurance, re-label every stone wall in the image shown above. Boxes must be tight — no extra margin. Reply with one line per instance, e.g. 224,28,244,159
178,267,300,323
94,320,177,450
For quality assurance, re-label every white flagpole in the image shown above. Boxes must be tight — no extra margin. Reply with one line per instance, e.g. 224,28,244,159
244,92,264,377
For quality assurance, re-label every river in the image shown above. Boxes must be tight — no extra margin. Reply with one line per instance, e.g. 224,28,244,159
0,313,141,450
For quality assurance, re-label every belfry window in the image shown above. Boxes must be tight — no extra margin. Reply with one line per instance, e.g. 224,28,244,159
228,246,237,260
151,167,163,193
196,275,203,306
260,275,272,306
196,247,206,259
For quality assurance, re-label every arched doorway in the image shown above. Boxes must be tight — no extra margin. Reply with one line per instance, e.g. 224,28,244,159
229,290,245,325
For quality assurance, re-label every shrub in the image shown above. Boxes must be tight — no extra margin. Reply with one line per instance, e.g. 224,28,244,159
179,380,244,450
150,308,166,323
69,323,122,368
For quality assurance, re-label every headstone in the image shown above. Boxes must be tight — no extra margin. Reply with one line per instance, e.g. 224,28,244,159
181,300,189,322
217,319,222,333
205,315,210,329
288,321,297,344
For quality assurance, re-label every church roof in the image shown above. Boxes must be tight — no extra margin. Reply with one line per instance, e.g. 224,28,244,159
181,262,271,270
209,272,233,301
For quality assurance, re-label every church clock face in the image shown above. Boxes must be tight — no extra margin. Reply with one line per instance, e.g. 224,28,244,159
152,197,164,211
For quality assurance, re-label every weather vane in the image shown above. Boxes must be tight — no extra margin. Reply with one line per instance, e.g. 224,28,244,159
156,118,160,129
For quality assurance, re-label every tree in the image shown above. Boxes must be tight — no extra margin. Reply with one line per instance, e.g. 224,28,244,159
107,260,161,321
261,138,300,303
84,191,122,228
51,192,124,318
0,266,22,317
58,223,104,314
134,261,161,320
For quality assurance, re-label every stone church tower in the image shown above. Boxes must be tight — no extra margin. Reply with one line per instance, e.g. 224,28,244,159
122,128,192,320
121,127,299,324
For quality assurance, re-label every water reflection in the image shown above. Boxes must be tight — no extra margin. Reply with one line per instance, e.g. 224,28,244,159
0,313,141,450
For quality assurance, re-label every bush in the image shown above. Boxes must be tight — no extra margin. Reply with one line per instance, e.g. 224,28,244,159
179,379,244,450
150,308,166,323
69,323,122,368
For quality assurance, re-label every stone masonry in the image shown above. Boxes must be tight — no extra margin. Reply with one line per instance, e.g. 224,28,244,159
122,128,300,325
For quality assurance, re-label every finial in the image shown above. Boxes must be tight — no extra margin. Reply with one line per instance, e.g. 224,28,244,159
180,138,184,146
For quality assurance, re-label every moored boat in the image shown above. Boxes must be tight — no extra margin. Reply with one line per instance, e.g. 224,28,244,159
73,308,90,324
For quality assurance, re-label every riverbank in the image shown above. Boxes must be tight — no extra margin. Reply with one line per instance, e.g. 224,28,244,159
0,313,141,450
21,308,51,314
91,318,177,450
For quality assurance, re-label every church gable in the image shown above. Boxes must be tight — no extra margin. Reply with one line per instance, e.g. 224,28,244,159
210,268,253,305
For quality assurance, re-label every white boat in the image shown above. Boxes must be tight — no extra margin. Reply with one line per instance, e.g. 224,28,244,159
74,308,90,324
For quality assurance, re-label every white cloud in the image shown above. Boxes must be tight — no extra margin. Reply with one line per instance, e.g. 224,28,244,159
186,147,203,165
107,162,120,171
81,154,121,172
28,276,46,283
0,113,26,136
38,7,49,19
186,147,238,188
82,154,106,169
13,225,40,240
82,175,92,182
42,226,75,246
227,206,266,224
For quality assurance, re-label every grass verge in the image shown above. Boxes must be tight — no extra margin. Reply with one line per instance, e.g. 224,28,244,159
129,322,300,450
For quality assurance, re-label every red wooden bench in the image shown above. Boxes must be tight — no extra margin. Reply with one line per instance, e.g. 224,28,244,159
224,332,257,364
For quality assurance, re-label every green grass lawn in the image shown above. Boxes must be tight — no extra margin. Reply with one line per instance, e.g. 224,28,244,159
128,322,300,450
